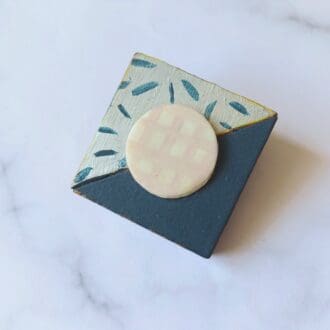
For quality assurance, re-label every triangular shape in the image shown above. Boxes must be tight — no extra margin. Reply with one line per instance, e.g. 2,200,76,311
74,116,277,257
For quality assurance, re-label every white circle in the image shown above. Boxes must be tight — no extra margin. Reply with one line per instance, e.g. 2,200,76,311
126,104,218,198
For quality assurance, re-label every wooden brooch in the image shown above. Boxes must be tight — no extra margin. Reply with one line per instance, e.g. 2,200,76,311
72,53,277,258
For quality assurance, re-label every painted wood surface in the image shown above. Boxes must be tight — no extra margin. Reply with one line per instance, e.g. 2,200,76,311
75,116,277,257
72,53,276,186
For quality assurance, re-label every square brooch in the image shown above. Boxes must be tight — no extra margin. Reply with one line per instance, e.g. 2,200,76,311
72,53,277,258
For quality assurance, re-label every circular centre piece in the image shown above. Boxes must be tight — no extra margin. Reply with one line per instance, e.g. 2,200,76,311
126,104,218,198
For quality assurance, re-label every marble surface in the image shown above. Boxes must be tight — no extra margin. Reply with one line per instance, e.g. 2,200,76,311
1,0,330,329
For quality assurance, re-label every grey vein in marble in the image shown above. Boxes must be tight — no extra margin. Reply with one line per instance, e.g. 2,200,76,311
287,15,330,34
75,265,124,328
0,159,24,220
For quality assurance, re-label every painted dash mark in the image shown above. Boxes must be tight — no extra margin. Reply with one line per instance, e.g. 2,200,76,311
204,100,217,120
181,80,199,101
74,167,93,183
220,121,232,130
229,101,249,115
169,82,174,104
117,104,131,119
118,80,130,89
94,150,118,157
118,157,127,168
98,127,117,135
131,58,156,68
132,82,159,96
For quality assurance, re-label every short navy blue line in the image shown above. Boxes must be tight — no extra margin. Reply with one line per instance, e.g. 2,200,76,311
94,150,118,157
220,121,232,129
204,100,217,120
132,82,159,96
229,101,249,115
131,58,156,68
181,80,199,101
98,127,117,134
74,167,93,183
118,80,130,89
169,82,175,104
117,104,131,118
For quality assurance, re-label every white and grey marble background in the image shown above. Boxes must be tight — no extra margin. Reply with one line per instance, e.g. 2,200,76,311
1,1,330,329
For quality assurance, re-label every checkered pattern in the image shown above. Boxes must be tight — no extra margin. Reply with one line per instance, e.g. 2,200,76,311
126,105,218,198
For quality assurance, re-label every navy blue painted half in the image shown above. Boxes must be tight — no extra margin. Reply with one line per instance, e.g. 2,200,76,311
74,116,277,258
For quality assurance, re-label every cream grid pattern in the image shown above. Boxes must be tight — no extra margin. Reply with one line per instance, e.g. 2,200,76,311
126,105,218,198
